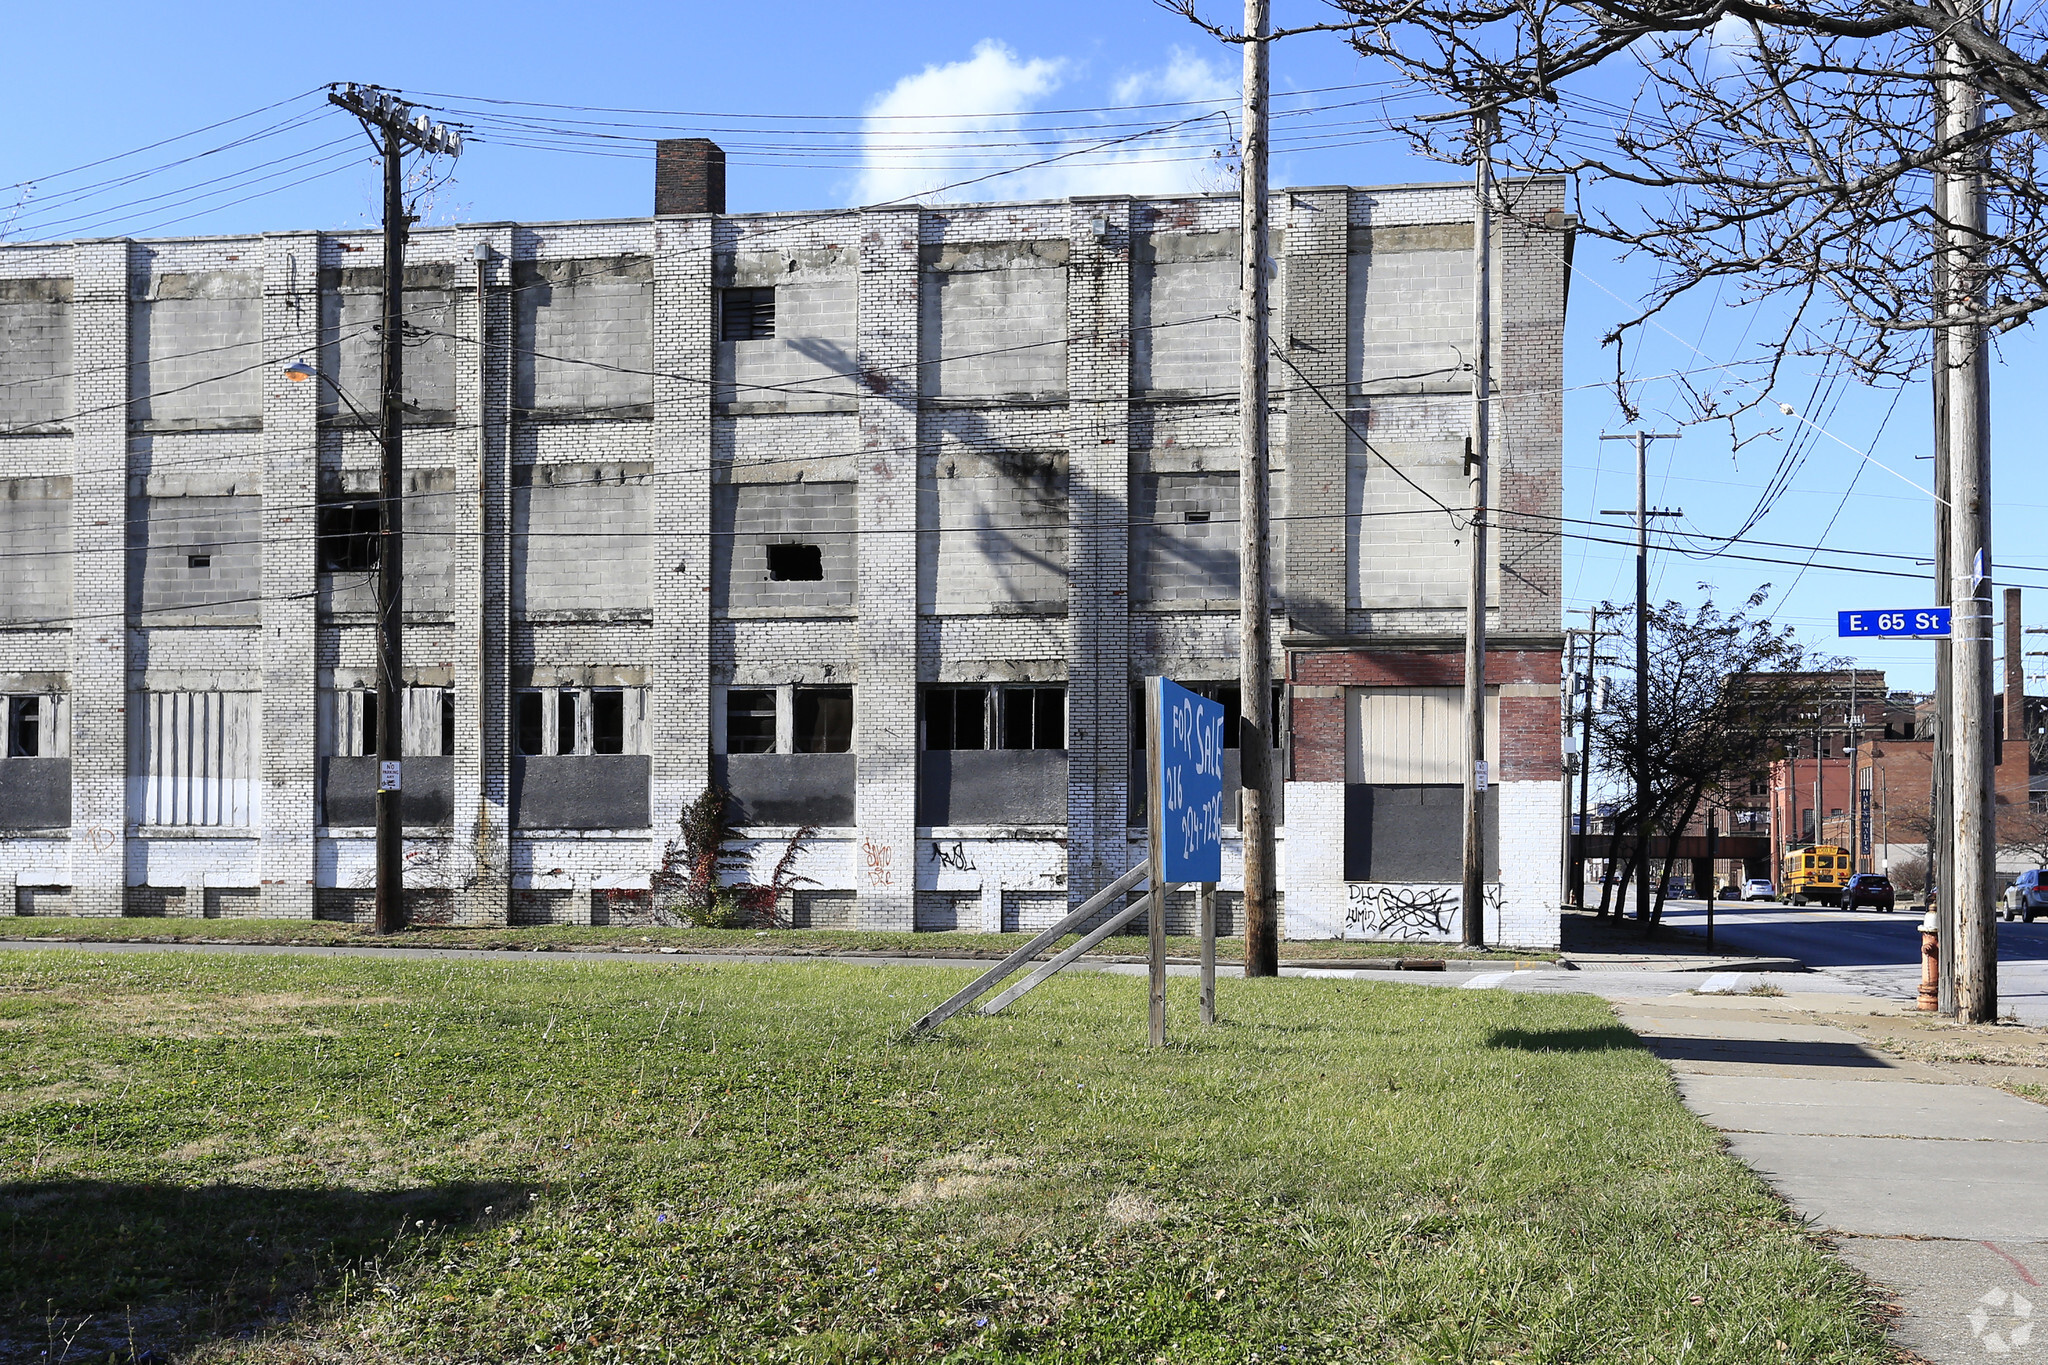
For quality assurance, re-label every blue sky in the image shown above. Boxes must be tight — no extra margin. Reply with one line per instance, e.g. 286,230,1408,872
6,0,2042,696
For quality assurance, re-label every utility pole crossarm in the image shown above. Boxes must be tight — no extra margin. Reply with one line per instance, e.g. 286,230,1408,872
326,85,465,156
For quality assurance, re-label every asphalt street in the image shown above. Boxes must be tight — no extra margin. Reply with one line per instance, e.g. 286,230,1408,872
1657,897,2048,1026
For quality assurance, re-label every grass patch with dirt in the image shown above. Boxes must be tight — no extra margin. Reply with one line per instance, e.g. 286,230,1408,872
0,951,1886,1362
0,918,1548,963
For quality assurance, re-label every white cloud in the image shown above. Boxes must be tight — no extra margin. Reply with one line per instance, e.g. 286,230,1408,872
1707,13,1758,67
854,43,1240,206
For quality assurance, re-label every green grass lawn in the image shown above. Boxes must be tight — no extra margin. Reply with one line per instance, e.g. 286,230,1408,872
0,952,1887,1363
0,918,1551,963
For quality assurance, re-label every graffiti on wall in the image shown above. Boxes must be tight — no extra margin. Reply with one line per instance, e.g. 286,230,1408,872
1344,883,1505,940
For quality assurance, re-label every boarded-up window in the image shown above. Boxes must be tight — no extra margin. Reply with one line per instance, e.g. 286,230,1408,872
132,692,256,827
327,687,457,756
1346,687,1499,784
5,695,68,758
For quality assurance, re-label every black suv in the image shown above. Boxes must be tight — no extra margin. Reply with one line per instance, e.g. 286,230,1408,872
1842,873,1895,913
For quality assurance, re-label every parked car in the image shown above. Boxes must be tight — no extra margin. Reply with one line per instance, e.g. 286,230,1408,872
1842,873,1896,913
2004,869,2048,923
1716,884,1742,901
1743,878,1776,901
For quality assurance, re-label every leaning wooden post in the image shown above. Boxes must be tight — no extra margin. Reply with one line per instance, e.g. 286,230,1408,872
1147,681,1168,1047
1199,881,1217,1024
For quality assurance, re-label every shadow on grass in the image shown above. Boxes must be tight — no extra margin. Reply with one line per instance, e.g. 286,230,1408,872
1489,1025,1646,1053
0,1178,525,1362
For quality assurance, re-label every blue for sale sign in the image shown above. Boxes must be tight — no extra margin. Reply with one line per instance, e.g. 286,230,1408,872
1148,677,1226,884
1838,608,1951,639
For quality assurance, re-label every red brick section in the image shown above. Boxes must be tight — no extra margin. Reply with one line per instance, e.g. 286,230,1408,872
655,139,726,216
1290,649,1561,688
1292,692,1347,782
1500,694,1561,782
1286,648,1565,784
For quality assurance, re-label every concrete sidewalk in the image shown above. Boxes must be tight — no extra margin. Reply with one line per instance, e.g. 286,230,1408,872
1617,994,2048,1363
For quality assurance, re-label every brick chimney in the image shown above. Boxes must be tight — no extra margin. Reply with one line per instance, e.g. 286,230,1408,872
655,139,726,216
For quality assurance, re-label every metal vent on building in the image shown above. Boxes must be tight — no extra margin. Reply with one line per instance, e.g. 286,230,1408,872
720,287,775,341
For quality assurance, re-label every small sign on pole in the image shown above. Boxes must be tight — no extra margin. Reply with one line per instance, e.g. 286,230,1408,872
379,760,402,792
1146,678,1226,1045
1838,608,1951,639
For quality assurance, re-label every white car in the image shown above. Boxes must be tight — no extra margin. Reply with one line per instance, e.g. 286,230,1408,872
2004,869,2047,923
1743,878,1776,902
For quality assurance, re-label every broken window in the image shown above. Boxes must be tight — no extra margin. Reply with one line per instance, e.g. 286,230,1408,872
334,688,455,756
925,687,988,751
592,689,625,755
517,691,545,756
794,687,853,753
318,503,381,572
927,686,1064,751
516,687,647,755
724,689,777,754
7,697,39,757
765,543,823,582
720,287,776,342
557,690,579,757
1002,686,1065,750
1130,683,1281,751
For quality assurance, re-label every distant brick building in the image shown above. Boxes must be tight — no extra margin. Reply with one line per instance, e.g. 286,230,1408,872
0,143,1573,945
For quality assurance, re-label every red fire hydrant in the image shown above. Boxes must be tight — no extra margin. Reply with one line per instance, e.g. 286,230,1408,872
1918,910,1940,1012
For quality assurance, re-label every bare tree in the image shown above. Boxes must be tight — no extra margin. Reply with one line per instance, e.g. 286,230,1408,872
1590,588,1829,922
1166,0,2043,403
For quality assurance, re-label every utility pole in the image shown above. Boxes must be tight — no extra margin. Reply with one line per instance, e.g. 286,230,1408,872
1560,628,1578,904
1238,0,1279,978
1572,609,1606,908
328,84,462,935
1462,110,1496,947
1600,431,1679,924
1931,64,1956,1010
1941,35,1998,1022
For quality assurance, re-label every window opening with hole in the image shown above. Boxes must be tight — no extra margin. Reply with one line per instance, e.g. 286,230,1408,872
317,503,381,572
765,543,823,581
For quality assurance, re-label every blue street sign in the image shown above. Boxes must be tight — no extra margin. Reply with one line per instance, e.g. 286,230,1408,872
1838,608,1951,639
1149,677,1225,884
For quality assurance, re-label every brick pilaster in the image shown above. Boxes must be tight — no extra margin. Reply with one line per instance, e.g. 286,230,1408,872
66,240,131,915
453,230,515,922
651,217,715,842
853,208,921,929
257,232,321,917
1065,198,1134,906
1281,189,1351,639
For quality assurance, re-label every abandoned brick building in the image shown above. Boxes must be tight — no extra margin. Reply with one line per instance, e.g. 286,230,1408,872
0,142,1572,945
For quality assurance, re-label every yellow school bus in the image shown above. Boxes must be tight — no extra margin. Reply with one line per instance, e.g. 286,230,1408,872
1784,844,1851,906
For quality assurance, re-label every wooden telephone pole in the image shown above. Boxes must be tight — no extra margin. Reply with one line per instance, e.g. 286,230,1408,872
327,85,462,934
1599,432,1679,923
1238,0,1279,977
1461,112,1495,947
1940,35,1999,1022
